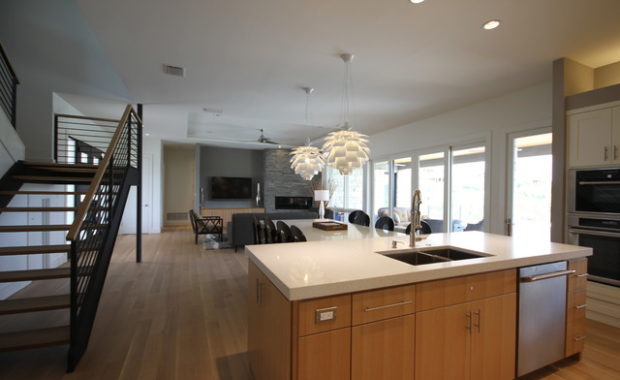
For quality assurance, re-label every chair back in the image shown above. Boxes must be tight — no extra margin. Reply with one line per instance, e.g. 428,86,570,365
405,220,432,235
276,221,293,243
374,216,395,231
252,216,265,244
290,225,307,242
350,211,370,227
188,210,198,233
265,218,277,243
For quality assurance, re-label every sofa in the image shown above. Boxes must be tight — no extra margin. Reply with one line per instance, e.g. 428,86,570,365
377,207,410,230
232,211,318,251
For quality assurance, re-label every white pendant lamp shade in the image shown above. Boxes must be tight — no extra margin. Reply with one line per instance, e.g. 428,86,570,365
322,127,369,176
290,145,325,180
323,53,370,176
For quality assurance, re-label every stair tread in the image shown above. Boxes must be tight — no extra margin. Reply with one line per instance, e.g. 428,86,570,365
21,161,98,169
0,326,70,351
13,175,93,183
0,267,71,283
29,167,98,173
0,207,78,212
0,245,70,255
0,225,72,232
0,295,70,315
0,190,87,195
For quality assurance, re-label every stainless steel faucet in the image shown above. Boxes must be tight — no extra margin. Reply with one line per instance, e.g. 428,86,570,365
410,189,422,247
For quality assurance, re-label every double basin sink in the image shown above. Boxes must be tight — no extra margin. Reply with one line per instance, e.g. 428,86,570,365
378,247,491,266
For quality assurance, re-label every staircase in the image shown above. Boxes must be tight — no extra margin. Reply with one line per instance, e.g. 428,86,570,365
0,105,142,371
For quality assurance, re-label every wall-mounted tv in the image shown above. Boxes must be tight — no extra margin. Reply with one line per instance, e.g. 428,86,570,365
210,177,252,199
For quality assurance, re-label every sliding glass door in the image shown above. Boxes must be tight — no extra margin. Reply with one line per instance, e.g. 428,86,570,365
373,161,390,219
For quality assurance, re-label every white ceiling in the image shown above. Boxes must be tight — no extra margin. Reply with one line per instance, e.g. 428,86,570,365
73,0,620,148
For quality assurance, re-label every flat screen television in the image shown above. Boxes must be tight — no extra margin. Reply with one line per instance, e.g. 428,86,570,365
210,177,252,199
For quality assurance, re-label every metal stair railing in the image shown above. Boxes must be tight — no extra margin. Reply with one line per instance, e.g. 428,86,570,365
65,105,141,372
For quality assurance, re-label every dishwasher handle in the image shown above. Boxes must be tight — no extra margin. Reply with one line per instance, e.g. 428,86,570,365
520,269,576,283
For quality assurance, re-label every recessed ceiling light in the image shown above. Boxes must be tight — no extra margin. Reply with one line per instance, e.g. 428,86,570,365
409,0,425,3
483,19,501,30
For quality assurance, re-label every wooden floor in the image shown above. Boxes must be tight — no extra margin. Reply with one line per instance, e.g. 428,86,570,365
0,229,618,379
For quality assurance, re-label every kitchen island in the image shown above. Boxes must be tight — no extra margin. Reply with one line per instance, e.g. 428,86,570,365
246,229,591,380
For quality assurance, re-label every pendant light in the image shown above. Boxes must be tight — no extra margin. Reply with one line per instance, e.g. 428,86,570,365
323,53,370,176
290,87,326,181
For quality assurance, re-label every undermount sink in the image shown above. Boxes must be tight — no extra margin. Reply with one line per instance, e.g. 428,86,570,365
379,247,491,266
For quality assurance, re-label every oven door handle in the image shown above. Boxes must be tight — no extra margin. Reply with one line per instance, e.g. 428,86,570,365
578,181,620,185
569,228,620,238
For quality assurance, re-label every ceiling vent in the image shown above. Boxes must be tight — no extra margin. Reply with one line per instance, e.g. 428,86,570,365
163,64,186,77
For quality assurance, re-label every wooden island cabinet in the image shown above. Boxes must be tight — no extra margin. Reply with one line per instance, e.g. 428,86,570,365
248,260,586,380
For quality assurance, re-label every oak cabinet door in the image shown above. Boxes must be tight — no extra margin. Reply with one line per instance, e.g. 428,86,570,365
352,314,415,380
297,328,351,380
567,108,613,167
470,293,516,380
415,303,470,380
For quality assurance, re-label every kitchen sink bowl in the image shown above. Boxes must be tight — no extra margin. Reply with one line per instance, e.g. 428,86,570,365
380,247,490,266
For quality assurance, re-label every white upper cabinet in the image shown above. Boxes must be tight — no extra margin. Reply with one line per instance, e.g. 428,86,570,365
567,106,620,168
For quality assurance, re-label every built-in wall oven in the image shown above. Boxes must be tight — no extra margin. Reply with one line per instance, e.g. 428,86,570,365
568,168,620,215
567,213,620,287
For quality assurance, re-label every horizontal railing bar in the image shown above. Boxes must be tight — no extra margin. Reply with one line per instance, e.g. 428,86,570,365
57,121,117,129
55,114,120,123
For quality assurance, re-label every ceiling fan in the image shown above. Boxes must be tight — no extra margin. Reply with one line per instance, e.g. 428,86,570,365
256,129,280,145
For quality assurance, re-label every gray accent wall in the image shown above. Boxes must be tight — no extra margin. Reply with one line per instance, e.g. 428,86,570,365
263,149,315,213
199,146,264,208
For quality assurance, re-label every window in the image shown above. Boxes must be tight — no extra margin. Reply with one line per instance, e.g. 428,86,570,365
413,143,487,232
373,161,390,217
451,146,485,229
418,152,445,220
326,166,365,210
394,157,412,209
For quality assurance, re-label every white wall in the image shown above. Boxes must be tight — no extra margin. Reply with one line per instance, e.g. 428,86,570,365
369,82,553,235
0,0,131,162
119,137,163,234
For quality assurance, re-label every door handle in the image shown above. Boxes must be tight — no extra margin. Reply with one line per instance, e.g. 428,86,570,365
505,218,512,236
473,309,481,333
615,145,619,160
604,146,609,161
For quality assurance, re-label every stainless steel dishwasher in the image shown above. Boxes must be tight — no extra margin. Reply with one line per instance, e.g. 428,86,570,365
518,261,575,377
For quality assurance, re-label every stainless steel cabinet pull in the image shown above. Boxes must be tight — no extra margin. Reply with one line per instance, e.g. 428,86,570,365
569,228,620,238
574,336,586,341
520,269,576,282
364,300,413,312
578,180,620,185
255,279,263,305
604,146,609,161
615,145,618,160
473,309,481,333
577,273,588,278
576,304,587,309
465,311,472,333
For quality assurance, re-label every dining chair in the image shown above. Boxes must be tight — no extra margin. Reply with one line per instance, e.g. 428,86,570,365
276,221,294,243
265,218,277,243
374,216,395,231
405,220,432,235
290,225,307,242
350,211,370,227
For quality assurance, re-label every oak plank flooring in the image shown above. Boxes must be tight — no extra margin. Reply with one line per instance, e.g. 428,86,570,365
0,229,617,379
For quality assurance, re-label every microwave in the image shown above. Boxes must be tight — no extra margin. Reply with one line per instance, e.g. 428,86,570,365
568,168,620,215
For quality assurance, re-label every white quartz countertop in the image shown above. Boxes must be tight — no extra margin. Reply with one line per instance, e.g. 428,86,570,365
245,227,592,301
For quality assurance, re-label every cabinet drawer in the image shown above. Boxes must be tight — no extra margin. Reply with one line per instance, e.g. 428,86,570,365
568,258,588,293
565,290,587,357
297,294,351,336
352,285,415,325
416,269,516,311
